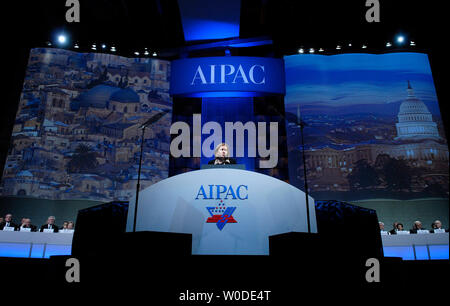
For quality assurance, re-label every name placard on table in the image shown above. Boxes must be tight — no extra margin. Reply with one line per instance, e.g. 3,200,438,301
2,227,15,232
396,230,410,235
59,229,74,234
43,229,54,233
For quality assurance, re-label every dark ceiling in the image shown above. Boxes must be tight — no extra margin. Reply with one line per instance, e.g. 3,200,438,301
0,0,448,174
2,0,445,55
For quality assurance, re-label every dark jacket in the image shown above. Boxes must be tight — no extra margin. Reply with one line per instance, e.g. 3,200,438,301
410,228,427,234
39,224,59,233
430,228,449,233
208,157,237,165
0,221,19,231
20,224,38,232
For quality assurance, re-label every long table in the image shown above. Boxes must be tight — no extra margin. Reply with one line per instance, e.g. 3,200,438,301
1,230,448,260
382,232,449,260
0,231,73,258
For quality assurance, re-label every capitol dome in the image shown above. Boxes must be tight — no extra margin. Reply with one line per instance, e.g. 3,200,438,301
76,84,120,108
395,81,441,141
110,88,140,103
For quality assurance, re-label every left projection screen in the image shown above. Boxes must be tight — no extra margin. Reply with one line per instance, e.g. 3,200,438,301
0,48,172,202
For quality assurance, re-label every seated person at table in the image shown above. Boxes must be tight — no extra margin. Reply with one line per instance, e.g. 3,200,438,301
393,222,405,233
67,221,75,229
0,214,18,231
20,218,37,232
410,220,426,233
389,222,399,235
39,216,59,233
62,221,68,230
431,220,448,233
208,143,236,165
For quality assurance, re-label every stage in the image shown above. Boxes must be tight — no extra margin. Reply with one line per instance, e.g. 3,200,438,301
0,0,449,300
1,235,448,298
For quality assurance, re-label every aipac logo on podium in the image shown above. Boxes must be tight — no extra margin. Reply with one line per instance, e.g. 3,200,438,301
206,200,237,231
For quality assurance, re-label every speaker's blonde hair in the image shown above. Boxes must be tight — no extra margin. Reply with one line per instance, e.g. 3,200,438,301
214,143,230,157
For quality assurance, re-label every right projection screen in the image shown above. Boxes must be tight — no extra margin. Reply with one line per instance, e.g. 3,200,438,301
284,52,449,227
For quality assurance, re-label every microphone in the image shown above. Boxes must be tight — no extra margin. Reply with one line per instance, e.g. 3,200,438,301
140,109,170,129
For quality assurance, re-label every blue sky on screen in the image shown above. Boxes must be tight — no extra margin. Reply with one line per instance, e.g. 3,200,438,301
284,52,439,107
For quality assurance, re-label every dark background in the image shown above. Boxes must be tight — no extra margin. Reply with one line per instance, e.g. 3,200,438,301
1,0,448,181
0,1,448,293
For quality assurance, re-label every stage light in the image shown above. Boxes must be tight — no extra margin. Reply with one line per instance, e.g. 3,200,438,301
410,41,416,46
336,45,341,50
102,44,106,49
74,43,79,49
362,44,367,49
152,52,157,57
134,51,140,56
58,35,67,44
348,43,352,47
110,46,116,52
318,48,324,52
396,35,405,44
56,34,69,47
52,30,70,47
298,48,304,54
91,44,97,51
386,42,392,47
46,41,52,46
309,48,315,53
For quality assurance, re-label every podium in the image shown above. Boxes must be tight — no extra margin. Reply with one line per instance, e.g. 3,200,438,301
126,168,317,255
200,164,246,170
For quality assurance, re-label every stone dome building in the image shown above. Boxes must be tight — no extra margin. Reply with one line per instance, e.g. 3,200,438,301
395,81,442,141
107,88,140,114
70,84,120,110
69,85,141,115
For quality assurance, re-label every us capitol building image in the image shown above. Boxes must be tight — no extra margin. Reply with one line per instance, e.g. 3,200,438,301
303,82,449,194
395,81,442,141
